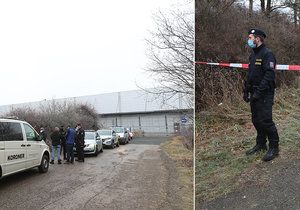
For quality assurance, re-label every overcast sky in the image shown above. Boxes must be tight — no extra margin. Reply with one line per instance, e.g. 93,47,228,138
0,0,188,106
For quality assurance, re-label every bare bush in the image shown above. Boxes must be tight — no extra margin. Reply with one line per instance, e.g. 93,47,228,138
6,100,99,138
195,0,300,111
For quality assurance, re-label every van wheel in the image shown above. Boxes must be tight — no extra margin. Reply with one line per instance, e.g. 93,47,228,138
38,154,49,173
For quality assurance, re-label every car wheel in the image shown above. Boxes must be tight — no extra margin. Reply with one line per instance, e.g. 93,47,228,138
38,154,49,173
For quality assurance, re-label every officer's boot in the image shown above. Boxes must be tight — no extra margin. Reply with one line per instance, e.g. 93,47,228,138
262,134,279,162
246,132,267,155
262,147,279,161
246,144,267,155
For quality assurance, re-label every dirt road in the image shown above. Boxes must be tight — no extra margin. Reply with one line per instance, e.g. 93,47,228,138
0,137,181,210
199,158,300,210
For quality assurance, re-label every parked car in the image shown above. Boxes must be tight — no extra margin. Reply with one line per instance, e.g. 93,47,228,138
126,128,134,140
97,129,119,149
111,126,129,145
0,118,50,179
74,130,103,156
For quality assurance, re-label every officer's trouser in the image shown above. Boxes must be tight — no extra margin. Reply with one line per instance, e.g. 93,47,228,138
76,145,84,161
250,93,279,148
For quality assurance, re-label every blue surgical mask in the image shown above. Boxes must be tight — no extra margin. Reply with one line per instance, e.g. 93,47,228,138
247,39,256,48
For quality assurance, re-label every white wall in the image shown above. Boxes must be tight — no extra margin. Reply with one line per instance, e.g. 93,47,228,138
99,112,192,136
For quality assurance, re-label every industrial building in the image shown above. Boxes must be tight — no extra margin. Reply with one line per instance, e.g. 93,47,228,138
0,89,192,136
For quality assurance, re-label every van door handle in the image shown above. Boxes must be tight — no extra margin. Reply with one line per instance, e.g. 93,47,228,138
27,144,31,147
21,144,26,147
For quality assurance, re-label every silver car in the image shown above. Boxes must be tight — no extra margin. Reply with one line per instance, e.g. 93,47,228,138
74,130,103,156
97,129,119,149
111,127,129,145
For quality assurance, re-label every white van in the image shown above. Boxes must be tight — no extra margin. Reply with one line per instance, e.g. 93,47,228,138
0,118,50,178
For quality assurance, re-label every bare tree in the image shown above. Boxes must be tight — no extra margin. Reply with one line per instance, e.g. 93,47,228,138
258,0,300,21
6,100,100,134
284,0,300,25
195,0,300,111
145,4,194,100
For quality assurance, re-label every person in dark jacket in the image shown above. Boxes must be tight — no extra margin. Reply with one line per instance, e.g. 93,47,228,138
244,28,279,161
75,123,85,162
65,125,76,164
50,127,62,164
59,126,67,160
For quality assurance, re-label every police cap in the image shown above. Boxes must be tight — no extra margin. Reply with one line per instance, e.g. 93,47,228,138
248,28,266,38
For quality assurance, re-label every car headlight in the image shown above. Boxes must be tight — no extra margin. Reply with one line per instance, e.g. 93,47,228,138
85,144,95,148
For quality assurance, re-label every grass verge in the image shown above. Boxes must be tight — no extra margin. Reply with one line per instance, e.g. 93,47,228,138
195,87,300,205
161,136,194,210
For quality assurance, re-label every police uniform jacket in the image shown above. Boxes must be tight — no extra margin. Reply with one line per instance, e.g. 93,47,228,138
247,43,276,96
76,128,85,147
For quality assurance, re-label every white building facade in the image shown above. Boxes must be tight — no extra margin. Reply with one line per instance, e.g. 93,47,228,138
0,90,193,136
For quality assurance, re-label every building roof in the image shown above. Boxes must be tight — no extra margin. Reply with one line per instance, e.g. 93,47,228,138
0,89,192,115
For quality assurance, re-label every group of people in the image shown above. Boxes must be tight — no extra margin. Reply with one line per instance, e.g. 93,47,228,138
40,124,86,164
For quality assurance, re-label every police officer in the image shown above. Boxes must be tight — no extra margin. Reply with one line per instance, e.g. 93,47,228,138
59,125,67,160
243,28,279,161
75,123,85,162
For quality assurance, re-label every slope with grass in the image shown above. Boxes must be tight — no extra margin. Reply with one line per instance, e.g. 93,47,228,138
195,87,300,207
161,136,194,210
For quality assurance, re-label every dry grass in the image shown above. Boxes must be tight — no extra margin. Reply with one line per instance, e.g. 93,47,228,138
195,87,300,205
161,136,194,210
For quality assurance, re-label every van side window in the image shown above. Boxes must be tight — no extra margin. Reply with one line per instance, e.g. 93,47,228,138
24,124,37,141
0,122,24,141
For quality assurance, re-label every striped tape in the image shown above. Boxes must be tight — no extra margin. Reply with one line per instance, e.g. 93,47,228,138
195,61,300,71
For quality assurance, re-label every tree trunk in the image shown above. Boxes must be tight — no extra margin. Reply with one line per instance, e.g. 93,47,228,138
296,0,300,25
266,0,271,17
261,0,266,12
249,0,253,14
293,2,297,25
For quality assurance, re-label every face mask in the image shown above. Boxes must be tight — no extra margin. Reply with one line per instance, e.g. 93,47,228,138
247,39,256,48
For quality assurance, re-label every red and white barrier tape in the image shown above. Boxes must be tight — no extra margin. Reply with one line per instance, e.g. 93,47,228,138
195,61,300,71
